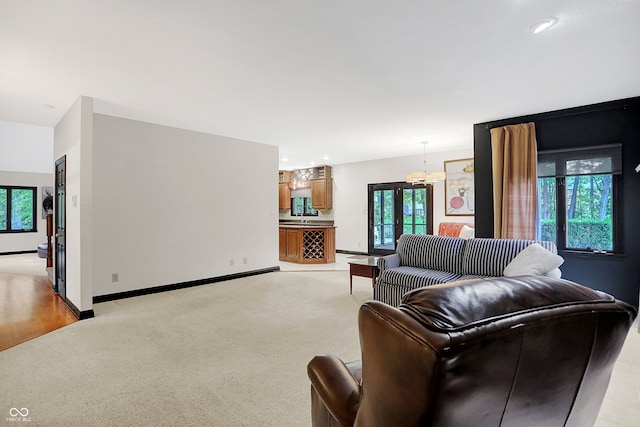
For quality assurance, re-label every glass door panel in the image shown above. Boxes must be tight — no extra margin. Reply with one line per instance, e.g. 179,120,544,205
403,188,427,234
369,183,433,255
372,189,395,251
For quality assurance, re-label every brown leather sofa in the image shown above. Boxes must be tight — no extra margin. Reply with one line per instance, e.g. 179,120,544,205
308,276,637,426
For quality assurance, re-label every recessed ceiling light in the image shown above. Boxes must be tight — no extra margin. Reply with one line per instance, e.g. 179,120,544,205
282,157,288,162
529,17,558,34
41,104,56,110
309,161,316,166
323,155,330,161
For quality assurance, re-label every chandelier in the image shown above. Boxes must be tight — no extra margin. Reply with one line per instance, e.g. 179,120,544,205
406,141,446,185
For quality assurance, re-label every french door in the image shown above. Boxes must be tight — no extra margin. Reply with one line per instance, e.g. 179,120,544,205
368,182,433,255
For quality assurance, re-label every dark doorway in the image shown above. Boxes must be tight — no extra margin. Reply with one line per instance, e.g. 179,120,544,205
54,156,66,302
368,182,433,255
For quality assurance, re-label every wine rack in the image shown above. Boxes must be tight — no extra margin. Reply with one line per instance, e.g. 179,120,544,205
279,225,335,264
303,230,325,259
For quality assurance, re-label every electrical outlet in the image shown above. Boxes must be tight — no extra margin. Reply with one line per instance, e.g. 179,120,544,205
243,257,248,264
230,259,234,266
112,273,119,283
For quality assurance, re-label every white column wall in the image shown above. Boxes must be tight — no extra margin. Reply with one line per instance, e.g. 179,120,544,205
91,114,278,297
53,96,94,312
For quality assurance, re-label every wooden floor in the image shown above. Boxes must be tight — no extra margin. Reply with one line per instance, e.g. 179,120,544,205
0,274,77,352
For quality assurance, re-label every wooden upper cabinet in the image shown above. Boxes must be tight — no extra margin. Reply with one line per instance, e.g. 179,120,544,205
311,178,333,210
279,183,291,210
280,166,332,211
278,170,291,210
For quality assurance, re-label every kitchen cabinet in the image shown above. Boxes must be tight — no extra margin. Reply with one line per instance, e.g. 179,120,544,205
279,225,335,264
285,228,300,262
279,228,300,262
311,178,332,210
278,182,291,210
279,166,332,211
279,229,287,259
278,170,291,210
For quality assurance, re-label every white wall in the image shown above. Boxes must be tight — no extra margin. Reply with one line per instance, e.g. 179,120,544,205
91,114,279,297
0,120,53,173
333,149,474,252
0,120,54,253
54,96,94,312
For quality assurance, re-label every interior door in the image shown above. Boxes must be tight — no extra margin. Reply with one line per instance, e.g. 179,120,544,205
368,182,433,255
54,156,66,301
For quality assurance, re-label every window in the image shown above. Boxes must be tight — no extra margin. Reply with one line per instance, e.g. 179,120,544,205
537,144,622,253
0,186,38,233
291,197,318,216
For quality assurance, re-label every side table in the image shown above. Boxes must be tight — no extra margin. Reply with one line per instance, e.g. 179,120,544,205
348,257,379,294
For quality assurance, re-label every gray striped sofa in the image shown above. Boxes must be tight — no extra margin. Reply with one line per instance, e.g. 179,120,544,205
374,234,559,307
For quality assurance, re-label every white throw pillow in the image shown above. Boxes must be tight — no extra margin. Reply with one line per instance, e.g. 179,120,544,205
503,243,564,277
543,268,562,279
459,225,475,239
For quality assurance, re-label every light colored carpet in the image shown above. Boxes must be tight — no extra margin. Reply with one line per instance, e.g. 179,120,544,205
0,268,638,426
0,270,369,426
0,253,47,276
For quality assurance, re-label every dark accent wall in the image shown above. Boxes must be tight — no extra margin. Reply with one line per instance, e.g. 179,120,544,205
474,96,640,306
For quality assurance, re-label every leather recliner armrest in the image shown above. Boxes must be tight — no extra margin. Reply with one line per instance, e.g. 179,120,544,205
308,354,361,426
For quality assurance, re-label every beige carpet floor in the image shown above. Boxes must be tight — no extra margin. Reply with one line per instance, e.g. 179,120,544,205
0,270,369,426
0,253,48,276
0,267,638,426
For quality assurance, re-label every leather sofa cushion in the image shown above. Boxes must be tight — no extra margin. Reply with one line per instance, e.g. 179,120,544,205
400,275,614,332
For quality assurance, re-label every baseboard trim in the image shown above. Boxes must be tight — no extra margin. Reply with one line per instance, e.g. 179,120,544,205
66,299,95,320
93,266,281,304
0,250,38,256
336,249,370,256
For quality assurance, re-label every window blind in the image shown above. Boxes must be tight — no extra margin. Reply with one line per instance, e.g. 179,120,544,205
538,144,622,177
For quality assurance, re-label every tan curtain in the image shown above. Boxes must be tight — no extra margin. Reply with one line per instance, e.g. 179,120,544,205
490,122,538,239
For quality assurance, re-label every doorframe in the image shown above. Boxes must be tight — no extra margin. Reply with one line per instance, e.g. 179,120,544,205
367,182,433,256
54,155,66,303
367,183,396,256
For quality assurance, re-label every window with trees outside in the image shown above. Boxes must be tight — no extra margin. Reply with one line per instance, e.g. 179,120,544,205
537,144,622,253
291,197,318,216
0,186,38,233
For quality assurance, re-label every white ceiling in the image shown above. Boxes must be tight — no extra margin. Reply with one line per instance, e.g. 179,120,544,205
1,0,639,170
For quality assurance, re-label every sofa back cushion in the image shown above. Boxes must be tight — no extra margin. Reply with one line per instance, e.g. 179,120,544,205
461,238,557,277
397,234,467,273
